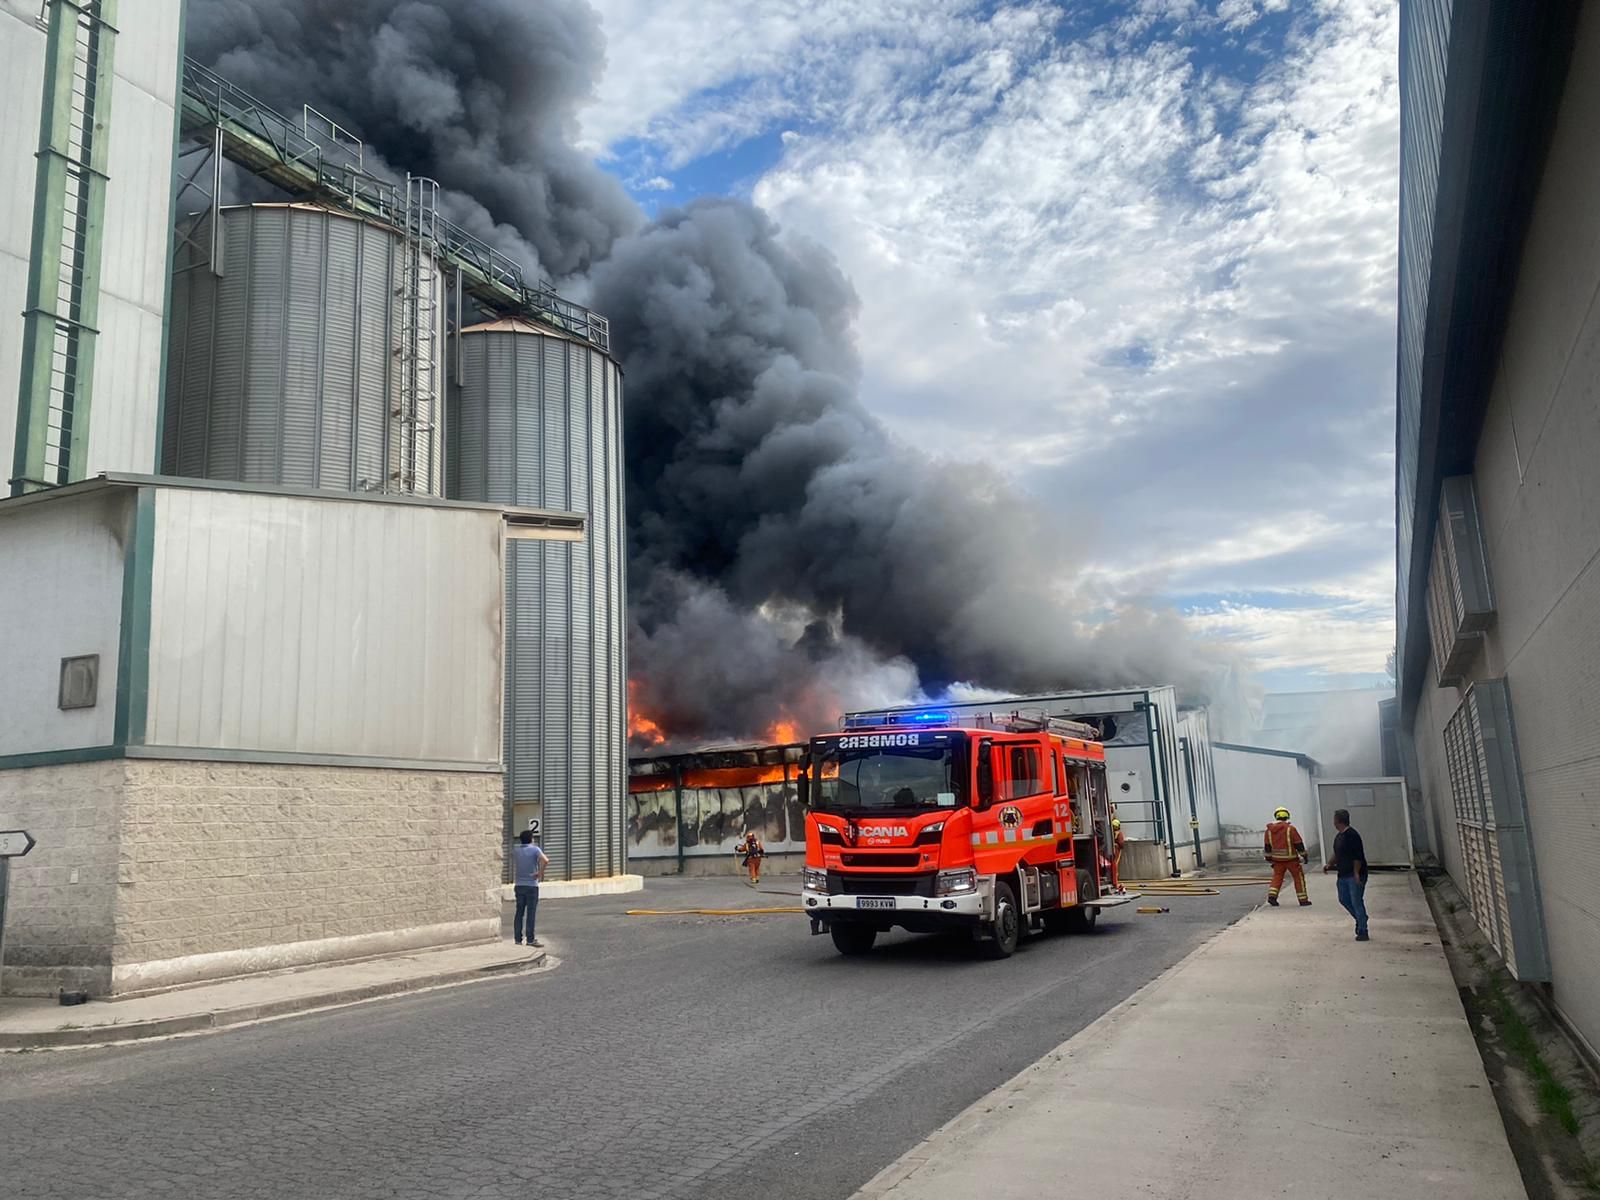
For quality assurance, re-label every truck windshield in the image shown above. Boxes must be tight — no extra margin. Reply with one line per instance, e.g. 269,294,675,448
812,738,963,813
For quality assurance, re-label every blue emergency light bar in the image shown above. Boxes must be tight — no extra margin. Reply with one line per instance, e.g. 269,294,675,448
841,710,952,730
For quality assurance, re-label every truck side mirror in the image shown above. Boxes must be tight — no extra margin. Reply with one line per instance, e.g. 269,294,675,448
797,768,810,808
976,739,994,807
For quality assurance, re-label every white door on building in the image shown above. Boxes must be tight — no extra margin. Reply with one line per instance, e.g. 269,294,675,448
1316,779,1411,867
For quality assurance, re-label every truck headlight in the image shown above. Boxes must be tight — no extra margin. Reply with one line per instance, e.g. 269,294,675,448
802,867,829,894
936,868,977,895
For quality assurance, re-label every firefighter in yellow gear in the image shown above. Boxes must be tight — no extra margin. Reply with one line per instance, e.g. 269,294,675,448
1110,817,1126,893
1264,807,1311,906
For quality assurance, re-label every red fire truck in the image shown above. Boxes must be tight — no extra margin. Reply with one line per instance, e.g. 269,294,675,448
798,709,1131,958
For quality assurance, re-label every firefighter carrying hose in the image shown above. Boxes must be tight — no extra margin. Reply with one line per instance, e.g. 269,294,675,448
1264,807,1311,907
735,830,766,886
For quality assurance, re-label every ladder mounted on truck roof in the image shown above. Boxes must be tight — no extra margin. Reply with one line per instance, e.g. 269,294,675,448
841,708,1104,742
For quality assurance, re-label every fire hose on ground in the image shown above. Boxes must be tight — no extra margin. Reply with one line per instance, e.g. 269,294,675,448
624,877,1278,916
626,906,804,916
1124,876,1276,895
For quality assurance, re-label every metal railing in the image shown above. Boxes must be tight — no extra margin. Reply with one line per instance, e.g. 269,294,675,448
179,58,610,352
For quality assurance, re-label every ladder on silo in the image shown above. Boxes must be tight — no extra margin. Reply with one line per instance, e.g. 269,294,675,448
393,175,441,494
11,0,115,495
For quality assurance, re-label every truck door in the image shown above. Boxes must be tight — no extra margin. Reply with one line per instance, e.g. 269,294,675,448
975,738,995,807
1088,762,1112,858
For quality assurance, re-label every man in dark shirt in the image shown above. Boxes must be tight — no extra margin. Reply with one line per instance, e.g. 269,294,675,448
1325,808,1369,941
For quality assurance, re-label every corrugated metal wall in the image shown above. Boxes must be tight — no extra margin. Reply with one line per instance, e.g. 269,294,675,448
1395,0,1454,693
1408,4,1600,1052
163,205,444,494
1176,709,1222,852
452,323,626,881
144,486,503,765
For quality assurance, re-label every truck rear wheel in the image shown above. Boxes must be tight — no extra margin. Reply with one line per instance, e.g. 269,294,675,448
1064,904,1099,933
982,881,1020,959
830,923,877,956
1064,868,1099,933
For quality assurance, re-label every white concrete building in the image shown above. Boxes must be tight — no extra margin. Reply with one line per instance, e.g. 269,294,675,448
1211,743,1319,864
0,475,582,995
1397,0,1600,1061
0,0,623,995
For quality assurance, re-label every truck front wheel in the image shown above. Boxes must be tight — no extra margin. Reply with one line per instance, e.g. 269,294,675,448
982,881,1020,959
830,923,877,956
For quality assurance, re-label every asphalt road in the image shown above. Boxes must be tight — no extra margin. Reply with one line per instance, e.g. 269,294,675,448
0,875,1258,1200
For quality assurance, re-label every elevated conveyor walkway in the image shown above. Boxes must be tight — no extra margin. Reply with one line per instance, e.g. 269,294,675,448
178,59,609,353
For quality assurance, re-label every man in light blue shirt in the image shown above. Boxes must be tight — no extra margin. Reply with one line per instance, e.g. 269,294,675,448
512,830,549,948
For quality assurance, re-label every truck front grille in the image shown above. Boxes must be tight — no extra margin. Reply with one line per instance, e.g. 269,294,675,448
829,871,935,897
840,853,921,868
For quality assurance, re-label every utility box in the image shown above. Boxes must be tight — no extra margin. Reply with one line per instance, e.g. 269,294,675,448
1315,778,1412,868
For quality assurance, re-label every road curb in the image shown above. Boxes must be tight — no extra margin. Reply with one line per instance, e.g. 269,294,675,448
0,951,548,1050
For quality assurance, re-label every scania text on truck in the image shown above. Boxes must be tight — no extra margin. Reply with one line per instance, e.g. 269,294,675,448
796,710,1132,958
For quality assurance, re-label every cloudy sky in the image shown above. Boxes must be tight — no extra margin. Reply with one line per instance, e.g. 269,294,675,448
575,0,1399,693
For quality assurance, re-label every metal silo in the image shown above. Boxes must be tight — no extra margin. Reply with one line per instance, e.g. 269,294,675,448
452,319,626,881
162,203,444,494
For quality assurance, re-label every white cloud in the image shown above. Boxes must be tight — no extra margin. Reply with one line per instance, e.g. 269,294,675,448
753,1,1397,453
1185,592,1393,677
1216,0,1292,32
578,0,982,162
583,0,1401,684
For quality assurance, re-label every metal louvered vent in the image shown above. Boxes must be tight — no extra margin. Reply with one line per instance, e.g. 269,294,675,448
1442,679,1549,981
1427,476,1495,685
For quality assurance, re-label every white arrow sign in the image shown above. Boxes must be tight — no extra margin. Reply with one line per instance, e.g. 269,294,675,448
0,831,36,858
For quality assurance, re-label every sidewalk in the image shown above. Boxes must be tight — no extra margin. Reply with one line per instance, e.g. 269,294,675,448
855,870,1527,1199
0,939,550,1050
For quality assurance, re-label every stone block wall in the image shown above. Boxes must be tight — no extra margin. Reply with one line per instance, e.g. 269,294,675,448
0,758,503,997
0,759,125,995
112,761,503,993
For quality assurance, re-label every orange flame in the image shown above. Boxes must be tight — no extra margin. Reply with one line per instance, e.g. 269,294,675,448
767,718,800,744
627,763,792,793
628,680,667,747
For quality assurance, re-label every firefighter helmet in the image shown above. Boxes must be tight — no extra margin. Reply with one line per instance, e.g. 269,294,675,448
1111,818,1121,829
1274,807,1291,821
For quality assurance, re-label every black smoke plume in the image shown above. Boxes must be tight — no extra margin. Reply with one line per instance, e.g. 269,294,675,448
190,0,1244,748
186,0,638,280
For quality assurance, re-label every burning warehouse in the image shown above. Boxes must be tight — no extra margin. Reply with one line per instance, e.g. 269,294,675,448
628,743,807,876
